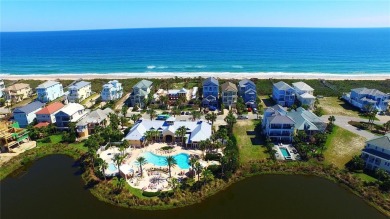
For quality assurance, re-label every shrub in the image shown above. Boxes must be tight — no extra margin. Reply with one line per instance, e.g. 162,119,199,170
161,146,174,150
42,137,52,143
142,191,161,197
205,153,222,161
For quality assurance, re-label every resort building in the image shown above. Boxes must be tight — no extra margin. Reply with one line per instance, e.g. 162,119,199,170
36,81,64,103
292,81,316,108
124,117,212,147
0,121,29,152
221,82,238,109
238,79,257,107
76,108,113,138
202,77,219,108
67,81,92,103
342,88,389,112
129,79,153,107
272,81,295,107
101,80,123,101
54,103,88,129
13,101,45,128
0,79,5,98
4,83,32,103
361,134,390,173
35,102,65,125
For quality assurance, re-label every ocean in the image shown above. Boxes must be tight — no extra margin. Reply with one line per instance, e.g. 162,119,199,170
1,27,390,76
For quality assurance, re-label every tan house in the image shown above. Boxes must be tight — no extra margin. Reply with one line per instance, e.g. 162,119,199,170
221,82,238,109
76,108,113,138
4,83,32,103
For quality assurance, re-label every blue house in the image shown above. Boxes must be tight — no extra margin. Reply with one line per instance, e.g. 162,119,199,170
202,77,219,108
101,80,123,101
36,81,64,103
272,81,295,107
342,88,389,112
238,79,257,107
13,101,45,128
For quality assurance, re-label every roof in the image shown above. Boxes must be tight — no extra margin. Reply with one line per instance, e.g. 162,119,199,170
36,81,61,89
13,101,45,114
273,81,293,91
203,77,219,86
366,134,390,150
287,107,326,132
34,122,50,128
351,88,387,97
168,88,188,94
239,79,255,87
268,114,295,125
4,83,30,92
76,108,113,126
292,82,314,91
57,103,85,116
133,80,153,89
36,102,64,115
221,82,238,92
300,93,316,99
69,81,90,90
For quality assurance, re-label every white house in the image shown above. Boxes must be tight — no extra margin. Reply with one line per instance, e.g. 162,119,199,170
54,103,89,129
292,81,316,108
101,80,123,101
361,134,390,173
36,81,64,103
0,79,5,98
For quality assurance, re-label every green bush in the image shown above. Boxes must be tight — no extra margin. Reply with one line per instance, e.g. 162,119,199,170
42,137,52,143
205,153,222,161
161,146,174,150
142,190,161,197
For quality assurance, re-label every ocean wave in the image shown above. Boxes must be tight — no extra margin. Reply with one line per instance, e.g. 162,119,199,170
232,65,243,69
146,65,156,69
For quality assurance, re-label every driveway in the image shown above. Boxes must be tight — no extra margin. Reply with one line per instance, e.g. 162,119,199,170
321,115,377,139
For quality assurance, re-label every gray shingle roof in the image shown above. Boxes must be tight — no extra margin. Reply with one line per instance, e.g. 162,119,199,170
69,81,90,90
13,101,44,114
221,82,238,92
133,80,153,89
351,87,387,97
269,114,295,124
292,82,314,91
239,79,255,87
287,107,326,131
76,108,113,126
36,81,61,89
273,81,293,91
203,77,219,86
366,134,390,150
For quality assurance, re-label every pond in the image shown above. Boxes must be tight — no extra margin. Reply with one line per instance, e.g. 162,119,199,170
1,155,387,219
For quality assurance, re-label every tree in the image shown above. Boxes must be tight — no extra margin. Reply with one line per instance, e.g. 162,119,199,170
313,133,327,155
144,130,154,145
130,114,141,124
205,112,217,127
224,110,237,134
384,120,390,133
147,108,157,121
135,156,148,177
171,106,180,117
194,162,203,181
199,139,209,157
121,105,129,117
191,111,201,121
368,109,378,130
160,95,169,109
201,169,214,185
165,156,177,178
100,159,108,181
168,178,180,191
175,126,187,146
120,116,129,129
113,153,125,173
112,176,126,192
178,95,187,110
109,113,120,129
345,155,365,171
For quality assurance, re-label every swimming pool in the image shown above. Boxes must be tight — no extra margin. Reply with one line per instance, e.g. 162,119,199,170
141,152,190,169
280,148,291,158
107,163,117,172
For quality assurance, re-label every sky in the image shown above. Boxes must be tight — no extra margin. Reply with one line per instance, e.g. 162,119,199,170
1,0,390,32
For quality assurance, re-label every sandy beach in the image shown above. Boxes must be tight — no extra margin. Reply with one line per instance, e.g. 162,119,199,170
1,72,389,81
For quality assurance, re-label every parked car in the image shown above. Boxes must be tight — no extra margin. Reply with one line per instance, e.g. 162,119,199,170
181,111,185,115
253,108,258,114
185,111,190,115
237,115,249,120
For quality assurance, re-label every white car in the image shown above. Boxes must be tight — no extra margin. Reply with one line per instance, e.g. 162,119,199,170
237,115,249,120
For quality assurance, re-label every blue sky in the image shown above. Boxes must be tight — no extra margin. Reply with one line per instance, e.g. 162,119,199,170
1,1,389,31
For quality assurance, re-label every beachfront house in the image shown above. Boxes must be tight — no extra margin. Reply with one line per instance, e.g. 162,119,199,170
238,79,257,107
202,77,219,108
361,134,390,173
36,81,64,103
101,80,123,101
292,81,316,108
286,107,326,137
0,79,5,98
168,88,188,101
67,81,92,103
35,102,64,125
262,105,295,143
13,101,45,128
4,83,32,103
76,108,113,138
124,117,211,147
221,82,238,109
272,81,295,107
342,88,389,112
54,103,88,129
129,79,153,108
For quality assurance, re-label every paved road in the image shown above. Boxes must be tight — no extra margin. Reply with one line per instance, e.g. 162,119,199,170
321,115,376,139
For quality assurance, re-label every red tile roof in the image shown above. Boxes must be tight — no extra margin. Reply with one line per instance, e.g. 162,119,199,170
35,102,64,115
34,122,50,128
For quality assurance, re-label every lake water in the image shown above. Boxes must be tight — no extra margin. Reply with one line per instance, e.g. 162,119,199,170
1,155,387,219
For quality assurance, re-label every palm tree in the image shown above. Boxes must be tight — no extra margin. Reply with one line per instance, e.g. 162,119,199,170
160,95,169,109
143,130,154,146
384,120,390,133
191,111,201,121
199,140,208,158
130,114,141,124
194,162,203,181
175,126,187,146
147,108,157,120
189,156,198,170
171,106,180,117
328,115,336,124
224,110,237,134
201,169,214,185
113,153,125,173
165,156,177,178
112,176,126,192
88,147,97,170
121,105,129,117
178,95,187,109
101,160,108,181
220,156,227,177
168,178,180,191
120,116,128,129
135,156,148,177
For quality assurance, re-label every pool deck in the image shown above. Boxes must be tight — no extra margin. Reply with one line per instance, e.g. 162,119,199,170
274,144,300,161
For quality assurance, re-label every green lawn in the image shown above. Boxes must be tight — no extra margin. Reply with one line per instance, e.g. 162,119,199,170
354,173,377,183
81,93,100,105
37,134,87,152
323,126,366,169
233,120,268,165
319,97,378,120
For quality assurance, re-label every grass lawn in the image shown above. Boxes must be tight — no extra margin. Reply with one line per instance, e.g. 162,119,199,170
69,142,87,152
234,120,268,165
37,134,63,147
354,173,377,183
10,94,38,109
318,97,378,120
259,95,274,107
323,126,366,169
81,93,100,105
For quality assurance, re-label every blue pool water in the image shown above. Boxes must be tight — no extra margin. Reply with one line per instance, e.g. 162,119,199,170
108,163,117,172
280,148,291,157
142,152,190,169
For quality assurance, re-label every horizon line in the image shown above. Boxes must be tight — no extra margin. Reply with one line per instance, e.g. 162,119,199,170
2,26,390,33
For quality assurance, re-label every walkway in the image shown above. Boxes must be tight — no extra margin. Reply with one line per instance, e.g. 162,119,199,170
321,115,376,139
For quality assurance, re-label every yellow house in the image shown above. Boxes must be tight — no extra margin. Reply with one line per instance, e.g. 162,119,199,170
4,83,32,103
67,81,92,103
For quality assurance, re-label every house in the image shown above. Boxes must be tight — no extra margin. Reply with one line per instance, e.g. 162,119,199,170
129,79,153,107
342,88,389,112
36,81,64,103
292,82,316,108
0,121,29,152
13,101,45,128
67,81,92,103
101,80,123,101
168,88,189,101
76,108,113,138
202,77,219,108
0,79,5,98
272,81,295,107
221,82,238,109
238,79,257,107
35,102,64,124
286,107,326,137
262,105,294,143
124,117,211,147
4,83,32,103
54,103,88,129
361,134,390,173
